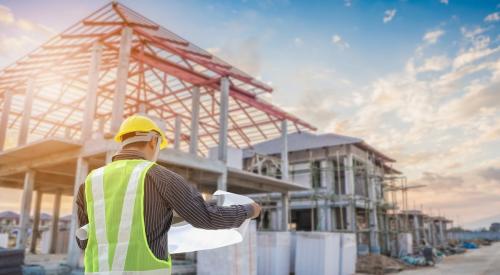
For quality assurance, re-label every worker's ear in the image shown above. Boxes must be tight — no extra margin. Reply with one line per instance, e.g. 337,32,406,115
148,136,157,149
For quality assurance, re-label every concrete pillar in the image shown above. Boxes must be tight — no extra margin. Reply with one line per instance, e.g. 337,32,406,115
217,169,228,205
81,42,103,140
344,150,356,232
0,91,12,151
439,220,445,245
217,77,229,163
110,27,133,133
67,157,89,268
189,86,200,155
422,218,428,244
174,115,181,150
413,215,421,246
30,190,43,253
320,160,333,190
18,79,35,146
50,189,62,254
16,169,35,249
368,156,380,253
281,192,289,231
280,119,289,180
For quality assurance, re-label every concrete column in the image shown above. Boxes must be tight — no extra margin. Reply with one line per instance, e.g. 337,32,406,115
320,160,333,190
344,150,356,232
439,220,445,245
413,215,421,246
280,119,289,180
281,192,289,231
67,157,89,268
16,169,35,249
368,156,380,253
217,77,229,163
217,169,228,205
189,86,200,155
110,27,133,133
174,115,181,150
81,42,103,140
422,218,428,244
18,79,35,146
50,189,62,254
30,190,43,253
0,91,12,151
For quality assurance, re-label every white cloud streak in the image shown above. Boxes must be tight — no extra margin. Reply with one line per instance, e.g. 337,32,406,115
331,34,350,49
383,9,396,23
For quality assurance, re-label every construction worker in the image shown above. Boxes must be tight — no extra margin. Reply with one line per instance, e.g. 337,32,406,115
76,114,261,274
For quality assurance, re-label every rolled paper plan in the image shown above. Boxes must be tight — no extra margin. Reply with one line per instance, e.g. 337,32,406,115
76,224,89,240
75,191,254,253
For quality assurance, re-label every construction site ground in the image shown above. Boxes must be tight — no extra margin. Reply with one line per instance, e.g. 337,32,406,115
398,242,500,275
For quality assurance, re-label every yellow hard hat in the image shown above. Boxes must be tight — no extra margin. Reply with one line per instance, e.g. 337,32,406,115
114,115,168,149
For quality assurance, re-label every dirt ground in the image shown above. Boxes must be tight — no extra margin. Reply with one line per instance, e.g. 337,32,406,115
398,242,500,275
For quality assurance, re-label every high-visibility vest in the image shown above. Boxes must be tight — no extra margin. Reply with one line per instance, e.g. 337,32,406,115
84,159,172,274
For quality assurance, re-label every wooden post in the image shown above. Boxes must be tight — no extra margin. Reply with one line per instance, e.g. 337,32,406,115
189,86,200,155
110,27,133,133
81,42,103,141
18,79,35,146
67,157,88,267
0,91,12,151
49,189,62,254
16,169,35,249
30,191,43,253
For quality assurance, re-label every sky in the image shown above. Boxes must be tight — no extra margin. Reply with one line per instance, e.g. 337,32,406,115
0,0,499,228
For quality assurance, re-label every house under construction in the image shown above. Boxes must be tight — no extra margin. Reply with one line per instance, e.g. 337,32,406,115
243,132,404,255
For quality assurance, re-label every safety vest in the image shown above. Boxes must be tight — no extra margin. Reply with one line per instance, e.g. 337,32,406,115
84,159,172,274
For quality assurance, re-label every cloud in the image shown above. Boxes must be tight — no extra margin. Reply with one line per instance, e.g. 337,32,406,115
479,167,500,182
383,9,397,23
417,55,450,72
344,0,353,7
331,34,350,49
484,12,500,23
0,5,14,25
423,29,445,44
452,45,500,69
0,34,36,57
440,0,449,4
293,37,304,47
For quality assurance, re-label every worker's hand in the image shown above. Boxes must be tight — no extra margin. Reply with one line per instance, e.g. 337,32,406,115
248,202,262,219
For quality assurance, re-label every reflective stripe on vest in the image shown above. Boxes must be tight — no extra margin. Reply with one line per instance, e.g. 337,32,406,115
84,160,171,274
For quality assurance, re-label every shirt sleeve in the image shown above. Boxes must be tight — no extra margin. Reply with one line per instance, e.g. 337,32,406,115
76,183,88,249
148,164,254,230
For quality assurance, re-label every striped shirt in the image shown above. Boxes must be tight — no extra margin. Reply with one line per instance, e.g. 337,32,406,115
76,149,253,259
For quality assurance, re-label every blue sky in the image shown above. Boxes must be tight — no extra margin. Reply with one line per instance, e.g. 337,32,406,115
0,0,499,227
